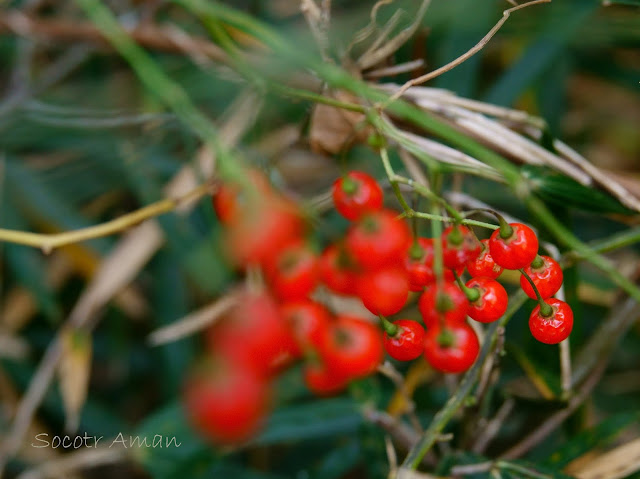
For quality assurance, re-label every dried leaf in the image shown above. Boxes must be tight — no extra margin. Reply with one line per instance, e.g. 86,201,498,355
309,90,369,155
58,328,92,433
566,437,640,479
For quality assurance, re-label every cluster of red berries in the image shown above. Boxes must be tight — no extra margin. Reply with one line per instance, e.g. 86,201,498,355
184,168,573,446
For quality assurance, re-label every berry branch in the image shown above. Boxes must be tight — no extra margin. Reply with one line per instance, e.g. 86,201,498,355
401,291,529,470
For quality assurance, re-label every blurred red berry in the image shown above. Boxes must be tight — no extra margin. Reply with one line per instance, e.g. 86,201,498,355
529,298,573,344
489,223,538,270
224,195,304,268
442,225,482,270
332,171,383,221
405,238,436,291
465,277,508,323
184,357,269,444
466,239,503,279
423,322,479,373
319,315,384,381
319,244,359,296
206,291,297,377
346,209,411,270
303,360,348,396
520,255,563,300
281,300,332,355
265,241,319,301
419,281,469,329
383,319,425,361
212,169,271,224
357,267,409,316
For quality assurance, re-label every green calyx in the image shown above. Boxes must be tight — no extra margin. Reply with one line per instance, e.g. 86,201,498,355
435,292,454,313
409,241,425,261
498,216,514,240
447,225,464,246
341,175,358,195
437,329,456,348
539,301,554,318
531,255,545,270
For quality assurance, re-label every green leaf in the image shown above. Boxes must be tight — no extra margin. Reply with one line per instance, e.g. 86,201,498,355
522,166,636,216
485,3,595,107
545,412,640,468
132,402,212,479
506,343,562,401
251,398,362,446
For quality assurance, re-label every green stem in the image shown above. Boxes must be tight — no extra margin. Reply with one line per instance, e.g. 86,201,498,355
453,270,480,303
413,212,498,231
379,315,399,337
519,268,553,317
380,147,413,214
402,291,528,469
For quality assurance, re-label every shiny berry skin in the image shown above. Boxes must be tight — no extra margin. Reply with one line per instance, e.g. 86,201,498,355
303,361,348,396
281,300,332,355
423,322,480,374
225,195,304,268
465,277,508,323
442,225,482,270
333,171,384,221
357,267,409,316
520,255,563,300
383,319,425,361
489,223,539,270
405,238,436,291
319,244,359,296
466,239,503,279
184,357,269,444
345,209,412,270
265,242,319,301
206,291,298,376
419,282,469,329
319,315,384,381
529,298,573,344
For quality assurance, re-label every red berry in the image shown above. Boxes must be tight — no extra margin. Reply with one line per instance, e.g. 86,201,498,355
419,282,469,329
281,300,332,355
442,225,482,270
319,315,384,381
489,223,538,270
319,244,359,296
465,277,508,323
405,238,436,291
383,319,425,361
206,291,297,377
345,209,411,270
423,322,479,374
184,357,269,444
212,169,271,224
466,239,503,279
332,171,384,221
520,255,563,300
529,298,573,344
265,241,319,301
225,195,304,268
357,267,409,316
303,361,348,396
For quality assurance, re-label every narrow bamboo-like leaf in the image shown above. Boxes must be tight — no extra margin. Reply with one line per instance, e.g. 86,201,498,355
522,165,636,216
545,412,640,468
